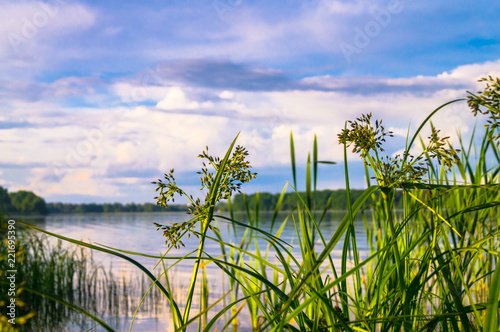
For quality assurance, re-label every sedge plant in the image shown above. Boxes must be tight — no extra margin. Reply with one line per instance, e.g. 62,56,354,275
15,77,500,331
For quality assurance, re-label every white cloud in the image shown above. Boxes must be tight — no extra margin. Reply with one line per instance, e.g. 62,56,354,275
2,58,499,202
157,87,201,110
438,59,500,83
112,83,170,103
30,168,117,198
219,90,234,99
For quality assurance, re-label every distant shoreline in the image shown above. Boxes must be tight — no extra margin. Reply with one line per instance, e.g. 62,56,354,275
2,186,404,216
45,189,403,214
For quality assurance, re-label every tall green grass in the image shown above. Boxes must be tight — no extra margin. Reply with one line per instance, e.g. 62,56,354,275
0,227,168,332
18,77,500,331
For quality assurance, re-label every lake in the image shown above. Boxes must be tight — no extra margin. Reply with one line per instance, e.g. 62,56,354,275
18,210,368,331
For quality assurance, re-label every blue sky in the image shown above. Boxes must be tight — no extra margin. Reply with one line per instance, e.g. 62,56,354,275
1,0,500,203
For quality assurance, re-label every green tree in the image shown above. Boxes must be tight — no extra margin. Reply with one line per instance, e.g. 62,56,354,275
9,190,49,215
0,186,11,213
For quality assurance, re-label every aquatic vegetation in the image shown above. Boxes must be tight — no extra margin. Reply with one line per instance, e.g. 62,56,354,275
0,222,165,332
18,77,500,331
152,144,257,249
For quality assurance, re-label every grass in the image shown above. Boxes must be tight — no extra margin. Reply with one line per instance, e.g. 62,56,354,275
0,227,168,332
0,230,116,331
15,77,500,331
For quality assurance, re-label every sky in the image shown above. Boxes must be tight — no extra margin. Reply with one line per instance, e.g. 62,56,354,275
1,0,500,204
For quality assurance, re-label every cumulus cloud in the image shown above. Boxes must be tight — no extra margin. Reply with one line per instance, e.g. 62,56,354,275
112,83,170,104
2,58,499,202
219,90,234,99
157,87,203,110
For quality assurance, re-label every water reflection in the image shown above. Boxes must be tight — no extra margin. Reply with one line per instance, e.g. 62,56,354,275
19,211,366,331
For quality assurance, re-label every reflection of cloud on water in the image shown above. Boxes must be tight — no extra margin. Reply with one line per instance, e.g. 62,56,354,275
29,210,387,330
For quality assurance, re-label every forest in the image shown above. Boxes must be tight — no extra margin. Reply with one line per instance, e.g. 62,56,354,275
1,185,392,216
0,186,48,215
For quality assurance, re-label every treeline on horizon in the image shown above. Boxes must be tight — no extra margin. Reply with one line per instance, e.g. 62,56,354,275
46,202,187,214
0,184,187,215
0,185,403,216
217,189,404,212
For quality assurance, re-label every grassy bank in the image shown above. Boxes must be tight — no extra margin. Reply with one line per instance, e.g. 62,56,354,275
0,221,167,331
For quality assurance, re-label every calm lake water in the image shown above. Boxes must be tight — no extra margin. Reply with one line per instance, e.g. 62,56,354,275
19,211,368,331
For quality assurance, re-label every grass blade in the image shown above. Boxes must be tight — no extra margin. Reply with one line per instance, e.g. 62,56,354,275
290,131,297,189
484,257,500,331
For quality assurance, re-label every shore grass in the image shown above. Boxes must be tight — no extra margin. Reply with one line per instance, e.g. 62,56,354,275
0,227,170,332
